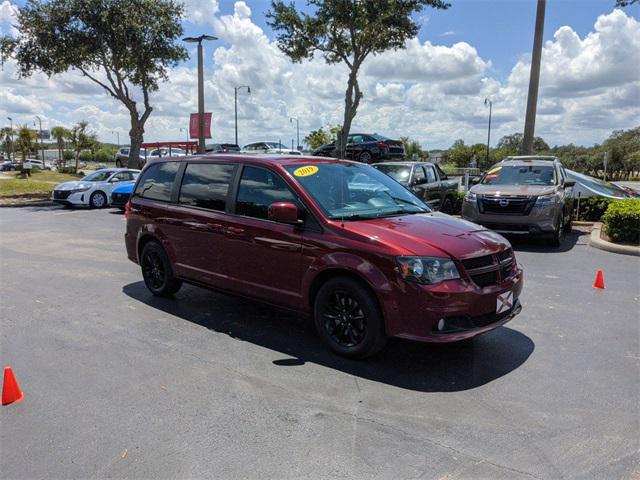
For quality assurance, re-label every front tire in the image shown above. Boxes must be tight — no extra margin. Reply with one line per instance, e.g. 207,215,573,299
140,241,182,297
89,191,107,209
548,220,564,247
313,277,386,358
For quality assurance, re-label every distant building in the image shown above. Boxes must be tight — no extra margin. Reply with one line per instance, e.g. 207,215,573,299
427,150,445,164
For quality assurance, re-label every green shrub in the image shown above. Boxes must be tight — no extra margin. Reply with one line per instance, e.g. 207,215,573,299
602,199,640,244
79,150,94,162
449,191,465,215
63,150,74,161
574,196,613,221
94,147,114,163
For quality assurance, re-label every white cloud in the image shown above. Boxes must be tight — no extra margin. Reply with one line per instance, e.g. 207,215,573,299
0,4,637,150
182,0,219,26
0,0,19,36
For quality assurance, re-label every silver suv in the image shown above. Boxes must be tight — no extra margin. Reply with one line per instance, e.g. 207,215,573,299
462,156,575,246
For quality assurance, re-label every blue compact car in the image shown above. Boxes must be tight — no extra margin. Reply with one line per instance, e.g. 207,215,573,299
110,181,135,209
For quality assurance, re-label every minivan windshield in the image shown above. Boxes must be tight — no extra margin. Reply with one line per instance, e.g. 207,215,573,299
482,165,556,186
285,163,429,220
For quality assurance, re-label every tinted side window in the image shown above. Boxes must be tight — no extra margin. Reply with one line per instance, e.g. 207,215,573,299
425,166,437,183
236,166,296,220
135,162,179,202
413,167,425,183
179,163,235,211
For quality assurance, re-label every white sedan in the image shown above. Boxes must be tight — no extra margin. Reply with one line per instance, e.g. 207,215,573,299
52,168,140,208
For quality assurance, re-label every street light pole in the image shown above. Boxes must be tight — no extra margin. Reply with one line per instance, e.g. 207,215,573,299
183,34,217,154
521,0,546,155
35,115,43,162
112,130,120,147
290,117,299,151
484,98,492,167
7,116,13,161
234,85,251,146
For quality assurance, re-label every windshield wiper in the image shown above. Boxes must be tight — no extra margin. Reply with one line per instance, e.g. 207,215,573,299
380,191,428,212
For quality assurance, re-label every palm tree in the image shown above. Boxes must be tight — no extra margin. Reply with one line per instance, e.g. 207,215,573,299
16,125,35,162
66,121,97,172
51,126,68,165
0,127,15,160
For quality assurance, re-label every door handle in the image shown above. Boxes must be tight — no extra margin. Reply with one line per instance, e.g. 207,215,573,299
207,223,224,232
226,226,245,235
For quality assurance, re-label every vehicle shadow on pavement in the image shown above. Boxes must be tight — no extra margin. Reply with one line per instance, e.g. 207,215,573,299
508,230,584,253
123,281,534,393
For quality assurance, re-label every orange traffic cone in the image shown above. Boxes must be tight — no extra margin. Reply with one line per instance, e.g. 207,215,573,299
593,270,605,289
2,366,24,405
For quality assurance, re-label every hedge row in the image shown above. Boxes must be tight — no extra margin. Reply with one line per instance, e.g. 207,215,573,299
602,199,640,244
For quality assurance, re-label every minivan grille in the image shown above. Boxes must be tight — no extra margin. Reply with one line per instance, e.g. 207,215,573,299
461,248,514,288
478,196,536,216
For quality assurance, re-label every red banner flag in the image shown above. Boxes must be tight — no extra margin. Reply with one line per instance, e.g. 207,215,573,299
189,113,212,139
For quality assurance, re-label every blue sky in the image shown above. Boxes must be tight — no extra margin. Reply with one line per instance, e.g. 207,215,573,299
180,0,634,82
2,0,638,148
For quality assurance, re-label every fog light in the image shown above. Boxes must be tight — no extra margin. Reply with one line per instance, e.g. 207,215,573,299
437,318,445,331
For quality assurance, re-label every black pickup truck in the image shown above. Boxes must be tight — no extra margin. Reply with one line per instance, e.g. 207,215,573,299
374,161,459,212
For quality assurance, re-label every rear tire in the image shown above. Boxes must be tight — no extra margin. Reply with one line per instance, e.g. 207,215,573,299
140,241,182,297
313,277,386,358
358,151,373,164
441,197,453,214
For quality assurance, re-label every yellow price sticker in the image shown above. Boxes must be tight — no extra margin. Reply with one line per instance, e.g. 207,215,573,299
293,165,319,177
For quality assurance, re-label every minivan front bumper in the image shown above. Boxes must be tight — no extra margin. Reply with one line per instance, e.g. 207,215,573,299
385,266,524,343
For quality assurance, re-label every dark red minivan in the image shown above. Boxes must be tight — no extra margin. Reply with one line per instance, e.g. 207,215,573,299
125,155,523,358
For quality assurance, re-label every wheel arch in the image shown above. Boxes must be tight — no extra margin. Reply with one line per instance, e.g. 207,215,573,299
306,267,391,334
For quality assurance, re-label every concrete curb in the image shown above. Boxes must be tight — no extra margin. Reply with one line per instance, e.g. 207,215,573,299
589,223,640,257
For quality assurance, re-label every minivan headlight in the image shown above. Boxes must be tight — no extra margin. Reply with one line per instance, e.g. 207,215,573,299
464,191,477,202
535,193,557,206
397,256,460,285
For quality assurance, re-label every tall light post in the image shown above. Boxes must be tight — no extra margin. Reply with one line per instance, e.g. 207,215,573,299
35,115,43,162
234,85,251,146
183,34,217,154
112,130,120,148
484,98,492,167
521,0,546,155
7,116,13,161
289,117,300,151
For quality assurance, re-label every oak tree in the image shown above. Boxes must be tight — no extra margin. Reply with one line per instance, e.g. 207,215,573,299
267,0,449,159
4,0,187,168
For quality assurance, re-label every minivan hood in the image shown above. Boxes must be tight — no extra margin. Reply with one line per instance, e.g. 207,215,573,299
337,212,510,259
471,184,555,196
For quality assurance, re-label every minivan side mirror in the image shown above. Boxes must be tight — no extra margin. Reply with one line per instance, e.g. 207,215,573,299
563,179,576,187
471,176,482,185
268,202,302,225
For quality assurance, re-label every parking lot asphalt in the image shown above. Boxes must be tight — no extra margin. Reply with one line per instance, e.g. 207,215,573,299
1,205,638,480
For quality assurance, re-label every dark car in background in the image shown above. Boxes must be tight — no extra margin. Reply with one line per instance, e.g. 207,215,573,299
206,143,241,153
374,161,459,212
462,156,575,246
1,160,19,171
125,155,522,358
312,133,404,163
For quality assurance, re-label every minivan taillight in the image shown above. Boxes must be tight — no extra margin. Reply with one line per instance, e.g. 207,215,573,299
124,201,132,221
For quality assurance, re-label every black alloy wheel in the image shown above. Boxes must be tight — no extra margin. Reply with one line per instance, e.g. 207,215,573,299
314,277,386,358
140,242,182,296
